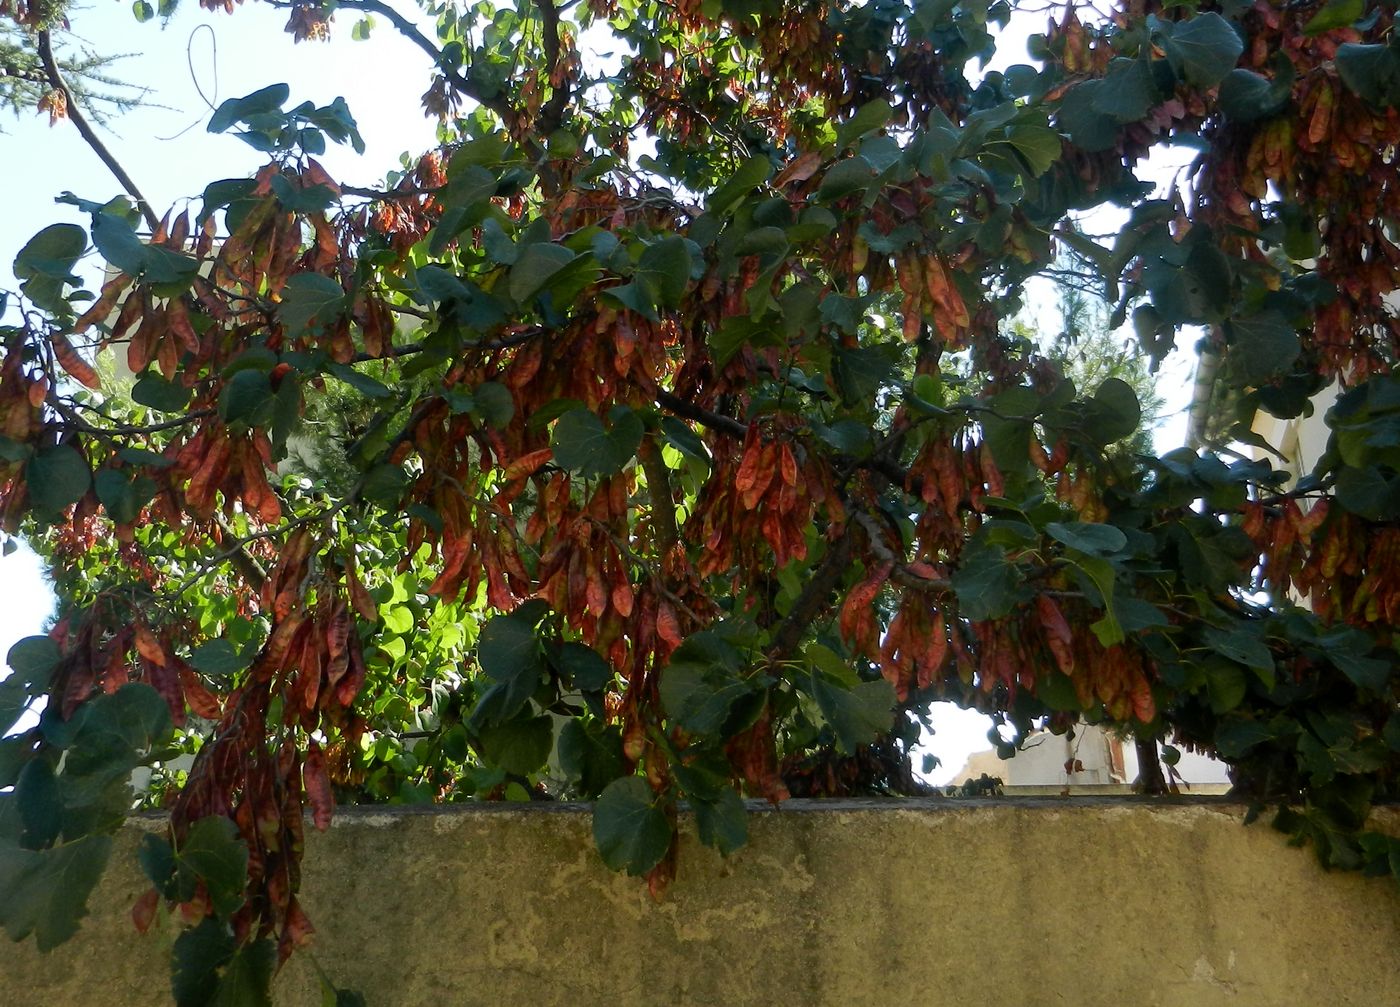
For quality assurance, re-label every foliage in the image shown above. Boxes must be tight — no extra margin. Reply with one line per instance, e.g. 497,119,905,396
3,0,1400,1001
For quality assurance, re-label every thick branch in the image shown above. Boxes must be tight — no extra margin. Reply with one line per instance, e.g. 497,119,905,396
766,527,854,661
37,31,158,231
638,434,678,555
535,0,570,135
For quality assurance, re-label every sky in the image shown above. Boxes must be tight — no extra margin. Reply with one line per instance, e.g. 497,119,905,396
0,2,1208,785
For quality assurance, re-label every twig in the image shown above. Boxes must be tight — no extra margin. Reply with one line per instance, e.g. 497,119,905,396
37,31,159,231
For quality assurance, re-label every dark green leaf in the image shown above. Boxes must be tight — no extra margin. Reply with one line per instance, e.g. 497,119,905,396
592,776,671,876
809,674,895,754
471,381,515,427
634,236,693,309
818,156,876,202
1204,625,1276,686
278,274,345,333
208,84,290,134
477,713,553,775
172,918,236,1007
218,369,273,427
553,642,612,692
693,787,747,856
951,544,1021,621
550,407,643,478
835,99,892,150
1335,43,1400,108
210,940,275,1007
1045,521,1127,557
508,244,576,302
16,758,62,849
0,834,113,951
26,445,90,515
132,372,192,412
1092,59,1159,122
1229,311,1300,384
179,816,249,915
1005,124,1062,177
1218,68,1292,122
1161,13,1244,89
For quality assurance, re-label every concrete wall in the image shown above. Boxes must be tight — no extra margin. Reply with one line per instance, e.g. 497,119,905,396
3,799,1397,1006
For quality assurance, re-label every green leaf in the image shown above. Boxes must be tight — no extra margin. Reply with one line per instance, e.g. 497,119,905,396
132,372,192,412
278,273,345,333
1204,625,1276,687
94,468,157,525
2,637,58,735
557,719,624,798
16,758,62,849
26,445,91,515
1335,42,1400,108
1214,718,1278,759
1092,59,1160,122
0,834,113,951
172,918,236,1007
1335,465,1400,520
1206,660,1247,713
1005,124,1062,176
552,642,612,692
809,674,895,754
473,604,547,725
1045,521,1127,557
7,636,61,684
208,83,290,134
634,236,693,309
68,683,174,761
693,787,748,856
14,223,85,282
835,99,892,150
210,939,275,1007
188,641,247,680
1229,311,1300,385
138,833,183,899
592,776,671,876
1303,0,1362,35
818,156,876,201
1088,378,1142,444
1218,67,1292,122
1161,13,1244,89
471,381,515,427
477,713,553,775
951,544,1021,621
179,816,249,915
218,369,273,427
550,406,643,478
508,243,576,302
659,633,756,737
132,0,154,21
707,155,773,214
14,223,85,310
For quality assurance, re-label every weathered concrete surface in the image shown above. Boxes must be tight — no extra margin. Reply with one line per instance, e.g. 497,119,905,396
3,799,1398,1006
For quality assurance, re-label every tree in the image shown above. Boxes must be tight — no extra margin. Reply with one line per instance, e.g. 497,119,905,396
3,0,1400,1001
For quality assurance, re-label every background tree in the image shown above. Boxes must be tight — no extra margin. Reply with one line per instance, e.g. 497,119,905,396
2,0,1400,1002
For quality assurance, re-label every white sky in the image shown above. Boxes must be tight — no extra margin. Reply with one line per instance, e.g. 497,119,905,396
1,3,1207,783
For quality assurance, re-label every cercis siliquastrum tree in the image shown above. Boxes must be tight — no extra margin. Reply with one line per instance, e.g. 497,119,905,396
2,0,1399,1000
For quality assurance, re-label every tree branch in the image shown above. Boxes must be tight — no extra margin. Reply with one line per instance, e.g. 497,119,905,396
534,0,570,135
313,0,522,130
37,31,159,231
766,526,854,661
